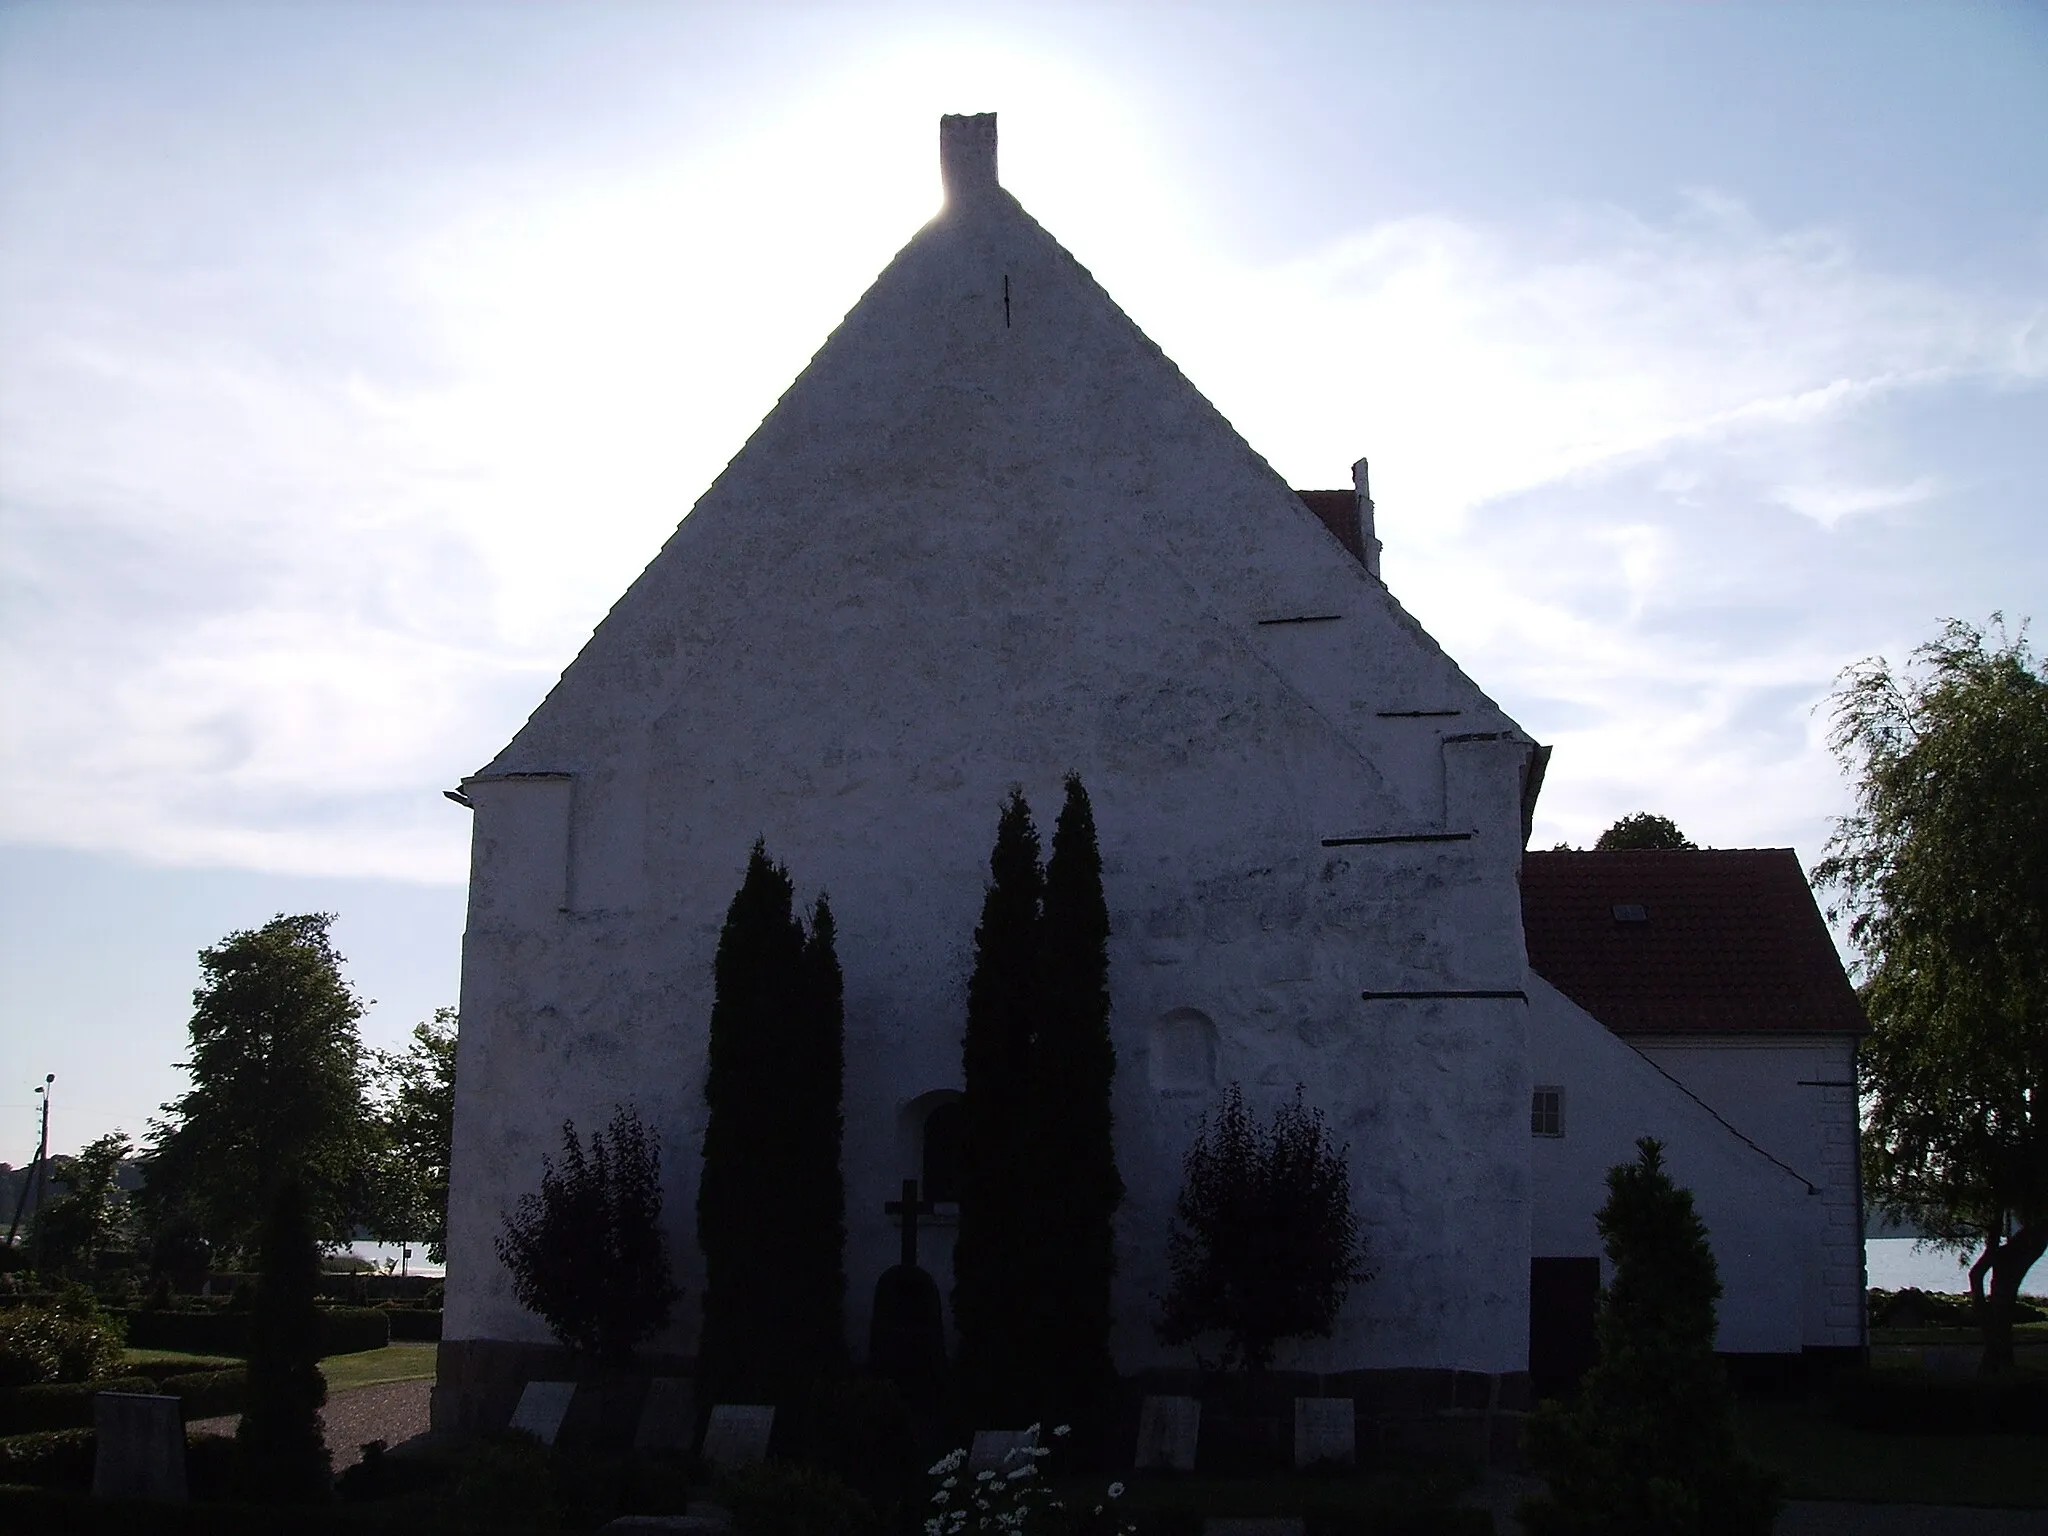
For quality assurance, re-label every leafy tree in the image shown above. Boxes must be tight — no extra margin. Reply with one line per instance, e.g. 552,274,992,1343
953,789,1045,1419
1814,616,2047,1372
369,1009,458,1264
1028,774,1123,1420
1594,813,1697,851
141,914,376,1257
698,845,846,1402
496,1107,678,1364
235,1178,330,1504
28,1131,132,1277
1157,1084,1368,1374
1520,1139,1778,1536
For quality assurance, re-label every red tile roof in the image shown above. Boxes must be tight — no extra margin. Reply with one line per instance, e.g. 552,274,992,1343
1296,490,1365,564
1520,849,1865,1035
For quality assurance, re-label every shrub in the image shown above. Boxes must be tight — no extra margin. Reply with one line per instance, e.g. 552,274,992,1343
383,1307,443,1342
498,1108,679,1367
0,1375,158,1433
0,1427,97,1490
799,1375,920,1522
1519,1138,1779,1536
166,1367,251,1420
115,1304,389,1356
717,1459,875,1536
1830,1367,2048,1434
1156,1084,1369,1373
0,1302,124,1390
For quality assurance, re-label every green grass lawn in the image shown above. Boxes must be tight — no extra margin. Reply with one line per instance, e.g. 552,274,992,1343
1736,1399,2048,1508
122,1342,437,1395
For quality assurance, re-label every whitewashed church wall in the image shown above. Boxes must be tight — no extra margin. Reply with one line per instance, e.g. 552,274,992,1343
1620,1035,1863,1348
443,151,1540,1378
1528,978,1812,1354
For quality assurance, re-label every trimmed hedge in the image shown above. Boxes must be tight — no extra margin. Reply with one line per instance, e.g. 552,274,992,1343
163,1368,250,1421
383,1308,442,1342
1831,1367,2048,1434
128,1354,241,1382
0,1427,96,1490
1,1375,159,1433
116,1306,388,1358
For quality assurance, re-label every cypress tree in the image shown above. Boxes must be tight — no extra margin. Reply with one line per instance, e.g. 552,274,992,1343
234,1178,329,1503
699,843,845,1402
791,895,848,1375
1031,774,1123,1421
953,789,1044,1422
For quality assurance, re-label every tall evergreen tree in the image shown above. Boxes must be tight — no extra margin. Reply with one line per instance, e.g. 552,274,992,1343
234,1178,330,1504
1030,774,1123,1419
1520,1139,1778,1536
698,844,846,1403
953,789,1044,1421
789,895,847,1375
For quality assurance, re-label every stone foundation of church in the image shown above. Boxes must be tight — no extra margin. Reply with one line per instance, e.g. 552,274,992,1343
433,1338,1530,1466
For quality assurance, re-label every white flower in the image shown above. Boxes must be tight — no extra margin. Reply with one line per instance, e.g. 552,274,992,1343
933,1491,951,1506
1052,1423,1073,1437
977,1469,996,1482
1108,1482,1126,1498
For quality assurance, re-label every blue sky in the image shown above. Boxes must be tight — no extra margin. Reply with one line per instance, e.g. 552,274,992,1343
2,2,2043,1162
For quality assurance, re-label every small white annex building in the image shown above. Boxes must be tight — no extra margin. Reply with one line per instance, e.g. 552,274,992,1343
436,117,1863,1433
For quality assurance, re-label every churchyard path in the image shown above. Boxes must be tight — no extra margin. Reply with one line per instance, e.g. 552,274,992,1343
188,1377,432,1470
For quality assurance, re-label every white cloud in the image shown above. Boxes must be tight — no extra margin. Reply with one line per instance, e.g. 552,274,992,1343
1,120,2042,879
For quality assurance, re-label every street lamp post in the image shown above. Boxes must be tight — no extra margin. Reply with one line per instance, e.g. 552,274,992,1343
5,1076,54,1257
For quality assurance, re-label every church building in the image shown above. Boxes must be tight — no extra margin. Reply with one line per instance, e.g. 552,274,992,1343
436,116,1863,1439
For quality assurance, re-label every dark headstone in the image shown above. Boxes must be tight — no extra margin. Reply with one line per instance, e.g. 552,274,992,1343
1135,1394,1200,1472
967,1426,1037,1475
509,1380,577,1445
868,1263,948,1412
701,1404,774,1470
92,1392,187,1502
635,1377,696,1452
1292,1396,1355,1468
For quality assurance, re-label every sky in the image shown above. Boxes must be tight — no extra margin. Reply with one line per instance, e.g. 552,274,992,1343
1,2,2044,1165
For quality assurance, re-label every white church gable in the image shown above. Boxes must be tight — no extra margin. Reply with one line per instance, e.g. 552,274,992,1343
439,116,1843,1431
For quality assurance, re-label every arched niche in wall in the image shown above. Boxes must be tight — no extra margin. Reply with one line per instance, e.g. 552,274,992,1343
1149,1008,1218,1092
898,1089,965,1208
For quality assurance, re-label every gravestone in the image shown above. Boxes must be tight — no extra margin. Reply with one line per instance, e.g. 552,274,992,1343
1134,1394,1200,1472
635,1377,697,1452
92,1392,187,1502
1292,1396,1356,1468
700,1404,775,1470
966,1426,1037,1476
509,1380,577,1445
869,1179,948,1411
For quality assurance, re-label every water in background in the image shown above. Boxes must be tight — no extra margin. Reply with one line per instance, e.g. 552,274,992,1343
344,1239,445,1278
1866,1237,2042,1294
333,1238,2033,1294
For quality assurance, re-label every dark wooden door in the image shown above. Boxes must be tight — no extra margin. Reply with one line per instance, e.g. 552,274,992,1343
1529,1256,1600,1399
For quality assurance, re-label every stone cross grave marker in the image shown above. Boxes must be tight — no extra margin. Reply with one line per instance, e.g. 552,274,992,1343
634,1376,697,1452
884,1178,934,1268
510,1380,577,1446
966,1426,1038,1476
701,1404,775,1470
1292,1396,1356,1469
1134,1394,1200,1472
92,1392,187,1502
